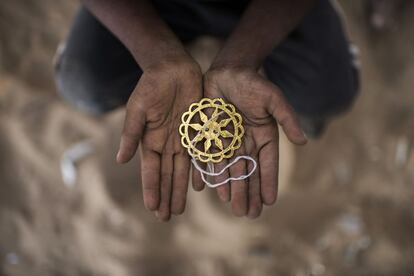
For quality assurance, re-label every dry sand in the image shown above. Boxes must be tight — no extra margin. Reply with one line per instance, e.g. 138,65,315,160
1,1,414,275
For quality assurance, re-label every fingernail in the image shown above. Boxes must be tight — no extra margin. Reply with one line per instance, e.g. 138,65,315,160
155,211,162,221
116,149,124,163
115,150,121,163
298,131,308,144
155,211,170,222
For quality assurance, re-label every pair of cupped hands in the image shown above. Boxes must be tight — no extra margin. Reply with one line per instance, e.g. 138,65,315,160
116,54,307,221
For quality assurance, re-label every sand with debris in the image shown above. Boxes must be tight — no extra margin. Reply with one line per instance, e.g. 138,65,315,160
1,1,414,275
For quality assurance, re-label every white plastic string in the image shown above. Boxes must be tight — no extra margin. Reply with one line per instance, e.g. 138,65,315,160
191,156,257,188
189,108,257,188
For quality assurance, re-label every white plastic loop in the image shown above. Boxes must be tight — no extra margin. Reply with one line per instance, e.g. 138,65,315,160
191,156,257,188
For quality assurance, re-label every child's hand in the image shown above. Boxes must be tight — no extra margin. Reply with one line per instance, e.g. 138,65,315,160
203,66,307,218
116,56,202,221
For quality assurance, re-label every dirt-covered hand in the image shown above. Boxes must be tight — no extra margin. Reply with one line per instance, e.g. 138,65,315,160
116,57,202,221
202,66,306,218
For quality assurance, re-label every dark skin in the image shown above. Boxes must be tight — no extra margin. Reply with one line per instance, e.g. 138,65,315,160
83,0,314,220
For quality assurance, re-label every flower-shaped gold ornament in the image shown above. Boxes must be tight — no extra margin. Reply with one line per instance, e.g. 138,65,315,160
179,98,244,163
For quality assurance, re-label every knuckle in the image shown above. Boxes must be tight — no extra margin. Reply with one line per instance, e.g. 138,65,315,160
161,172,173,183
143,185,159,192
126,93,144,111
276,114,291,126
163,149,176,156
162,144,177,156
122,129,141,141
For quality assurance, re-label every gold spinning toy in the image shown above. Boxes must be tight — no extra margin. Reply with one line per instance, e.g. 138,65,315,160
179,98,244,163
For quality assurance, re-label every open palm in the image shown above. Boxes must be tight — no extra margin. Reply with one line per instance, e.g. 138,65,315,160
201,67,307,218
116,59,202,221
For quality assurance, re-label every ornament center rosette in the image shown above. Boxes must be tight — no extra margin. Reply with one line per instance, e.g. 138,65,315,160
179,98,244,163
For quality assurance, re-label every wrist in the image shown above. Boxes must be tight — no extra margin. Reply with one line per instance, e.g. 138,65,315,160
144,54,202,79
209,38,265,71
132,40,191,71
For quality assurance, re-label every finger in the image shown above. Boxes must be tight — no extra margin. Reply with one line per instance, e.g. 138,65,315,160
171,152,190,215
263,82,306,145
117,103,146,163
230,158,248,216
259,137,279,205
140,147,161,211
247,154,262,219
156,153,174,221
214,159,230,202
192,161,205,191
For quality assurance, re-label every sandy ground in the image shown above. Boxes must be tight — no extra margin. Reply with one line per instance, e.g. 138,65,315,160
1,1,413,275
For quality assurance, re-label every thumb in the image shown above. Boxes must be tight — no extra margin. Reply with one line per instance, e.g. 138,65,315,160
267,87,307,145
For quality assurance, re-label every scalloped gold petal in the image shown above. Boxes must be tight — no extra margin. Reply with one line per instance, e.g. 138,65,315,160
189,123,203,131
220,130,233,138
